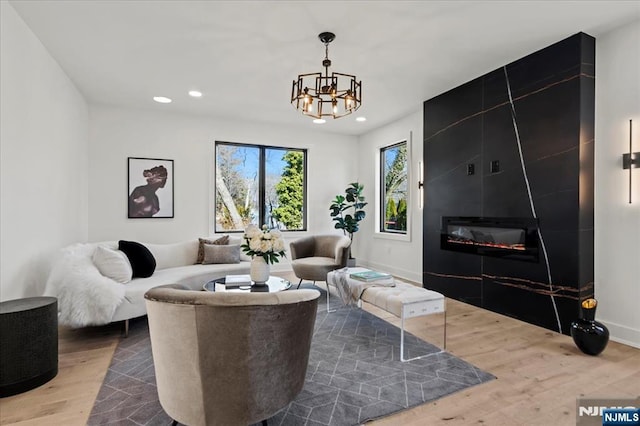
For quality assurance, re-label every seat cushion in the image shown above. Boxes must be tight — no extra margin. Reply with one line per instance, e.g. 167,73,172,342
145,241,199,270
111,262,251,322
291,257,340,281
361,283,444,317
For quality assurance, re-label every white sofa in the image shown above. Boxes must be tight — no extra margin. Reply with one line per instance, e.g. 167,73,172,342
44,237,251,330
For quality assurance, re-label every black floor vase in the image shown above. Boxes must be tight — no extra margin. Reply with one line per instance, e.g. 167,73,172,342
570,298,609,356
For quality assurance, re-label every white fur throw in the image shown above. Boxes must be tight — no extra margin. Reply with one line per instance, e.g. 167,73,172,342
44,243,125,327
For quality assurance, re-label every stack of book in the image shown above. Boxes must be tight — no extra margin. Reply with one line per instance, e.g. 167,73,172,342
349,269,393,282
224,274,252,288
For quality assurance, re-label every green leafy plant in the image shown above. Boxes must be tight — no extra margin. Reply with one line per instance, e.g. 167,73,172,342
272,151,304,229
396,198,407,231
385,198,397,229
329,182,368,255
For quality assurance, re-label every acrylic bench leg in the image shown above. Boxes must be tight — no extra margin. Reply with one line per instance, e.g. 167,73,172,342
326,283,336,313
443,310,447,351
400,307,445,362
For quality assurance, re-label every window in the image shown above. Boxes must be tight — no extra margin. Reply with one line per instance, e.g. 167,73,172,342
214,141,307,232
380,140,408,234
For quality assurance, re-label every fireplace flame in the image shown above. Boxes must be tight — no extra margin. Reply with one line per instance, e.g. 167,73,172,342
447,238,526,251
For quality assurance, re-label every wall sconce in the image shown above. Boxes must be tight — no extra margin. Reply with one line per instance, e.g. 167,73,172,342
418,160,424,209
622,119,639,204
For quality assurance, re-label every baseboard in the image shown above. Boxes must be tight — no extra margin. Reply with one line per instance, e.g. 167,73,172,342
356,259,422,285
599,319,640,349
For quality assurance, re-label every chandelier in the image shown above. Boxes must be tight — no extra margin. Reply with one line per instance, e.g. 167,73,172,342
291,32,362,119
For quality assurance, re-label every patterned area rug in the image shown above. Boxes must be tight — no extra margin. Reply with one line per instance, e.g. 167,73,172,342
88,285,494,425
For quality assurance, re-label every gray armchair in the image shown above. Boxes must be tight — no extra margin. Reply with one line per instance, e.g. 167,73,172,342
289,235,351,288
144,286,320,426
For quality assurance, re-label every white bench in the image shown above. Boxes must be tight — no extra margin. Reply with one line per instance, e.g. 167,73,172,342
326,269,446,362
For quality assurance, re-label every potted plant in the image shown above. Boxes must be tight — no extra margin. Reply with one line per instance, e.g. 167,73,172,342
329,182,367,265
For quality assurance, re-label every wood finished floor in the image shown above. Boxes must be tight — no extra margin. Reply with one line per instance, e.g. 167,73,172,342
1,271,638,426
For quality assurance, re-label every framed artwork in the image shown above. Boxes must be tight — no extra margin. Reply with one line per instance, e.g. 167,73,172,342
127,157,174,218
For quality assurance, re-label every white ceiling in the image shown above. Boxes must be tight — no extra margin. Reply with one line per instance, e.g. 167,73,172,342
9,0,640,136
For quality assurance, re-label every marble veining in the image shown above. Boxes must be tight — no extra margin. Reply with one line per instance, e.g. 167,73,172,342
426,155,480,184
425,271,482,281
425,72,594,143
425,271,593,301
503,65,562,333
534,145,579,162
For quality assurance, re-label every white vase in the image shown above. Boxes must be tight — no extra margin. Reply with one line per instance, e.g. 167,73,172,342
250,256,270,284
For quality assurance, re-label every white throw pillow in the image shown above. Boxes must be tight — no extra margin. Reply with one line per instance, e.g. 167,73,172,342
92,246,133,284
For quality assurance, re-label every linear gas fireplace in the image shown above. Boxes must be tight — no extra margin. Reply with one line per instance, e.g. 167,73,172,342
441,217,540,262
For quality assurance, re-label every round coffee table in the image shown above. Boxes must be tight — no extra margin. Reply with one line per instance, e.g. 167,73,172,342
203,276,292,293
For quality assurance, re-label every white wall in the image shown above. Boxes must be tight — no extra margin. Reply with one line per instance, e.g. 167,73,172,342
355,110,423,283
0,2,89,301
595,19,640,348
88,105,358,270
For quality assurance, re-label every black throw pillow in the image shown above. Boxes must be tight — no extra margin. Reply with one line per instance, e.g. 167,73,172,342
118,240,156,278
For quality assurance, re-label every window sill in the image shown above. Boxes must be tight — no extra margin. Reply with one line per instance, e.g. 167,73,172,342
212,229,308,236
373,231,411,242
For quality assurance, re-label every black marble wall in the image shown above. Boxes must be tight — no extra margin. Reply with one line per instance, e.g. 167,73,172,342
423,33,595,334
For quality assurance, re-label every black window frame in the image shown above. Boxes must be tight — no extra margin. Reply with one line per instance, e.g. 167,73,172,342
380,140,408,235
214,141,308,233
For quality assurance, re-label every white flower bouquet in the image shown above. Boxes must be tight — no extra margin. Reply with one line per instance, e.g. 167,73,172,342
241,224,287,264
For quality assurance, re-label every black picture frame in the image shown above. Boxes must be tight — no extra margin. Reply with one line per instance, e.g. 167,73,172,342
127,157,174,218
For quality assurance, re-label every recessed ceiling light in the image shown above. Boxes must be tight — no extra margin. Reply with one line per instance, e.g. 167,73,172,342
313,119,326,124
153,96,172,104
356,117,367,122
188,90,203,98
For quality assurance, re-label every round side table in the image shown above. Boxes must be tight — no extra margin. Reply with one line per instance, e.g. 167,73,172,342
0,297,58,397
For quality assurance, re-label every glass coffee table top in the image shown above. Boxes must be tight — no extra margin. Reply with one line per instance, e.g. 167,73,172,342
203,276,292,293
